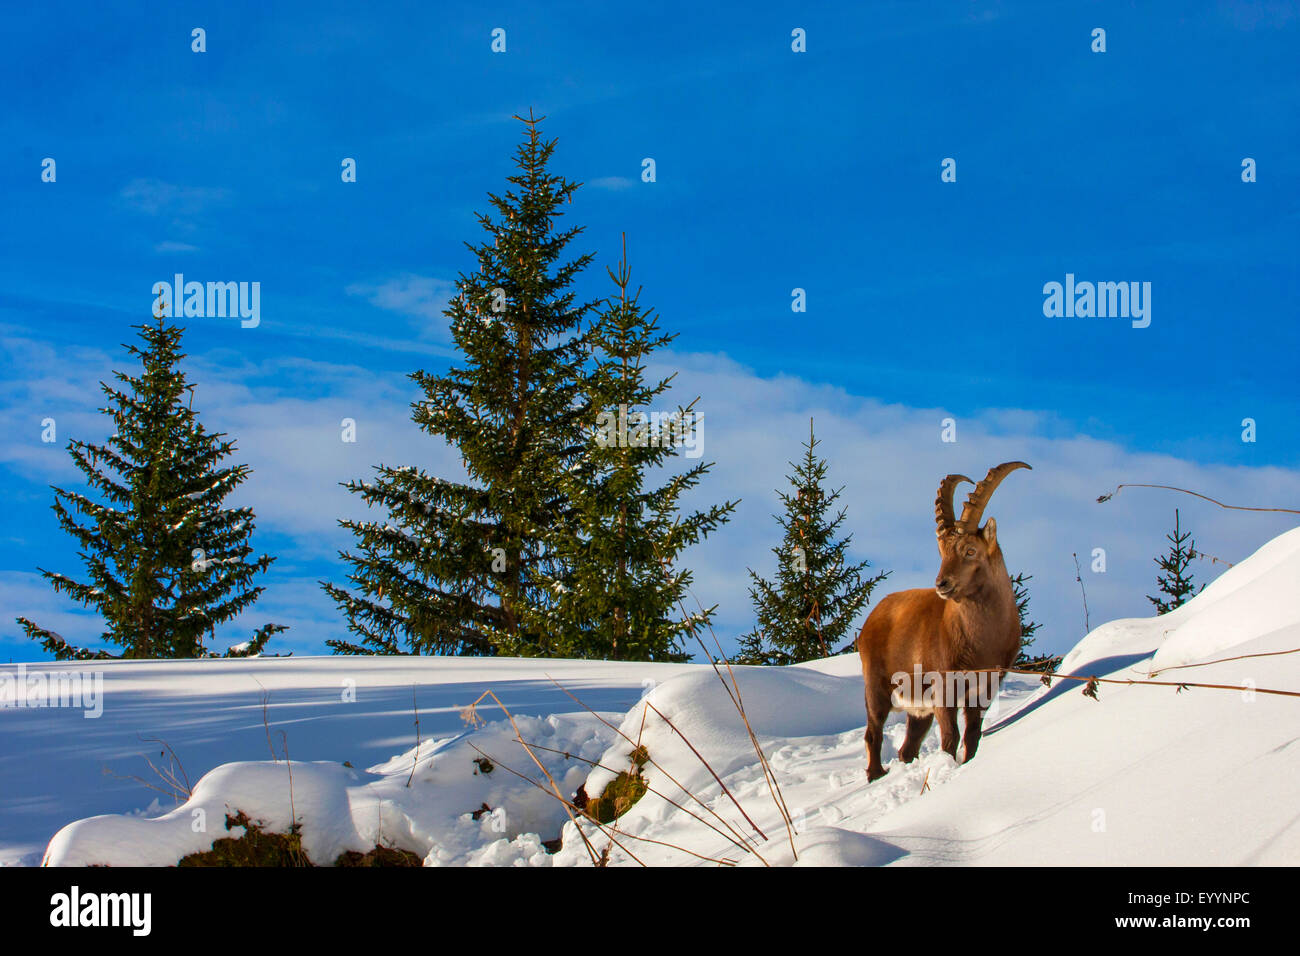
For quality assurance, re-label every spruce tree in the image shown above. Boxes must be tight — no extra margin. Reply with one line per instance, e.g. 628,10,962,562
322,112,597,656
17,314,282,660
1147,508,1202,614
737,420,887,665
546,237,737,661
1010,571,1043,667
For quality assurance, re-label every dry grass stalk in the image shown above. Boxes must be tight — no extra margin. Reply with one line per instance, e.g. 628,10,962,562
407,685,420,788
543,675,765,862
467,743,646,865
470,743,737,866
693,616,798,858
103,734,194,804
251,678,277,762
517,738,761,860
643,701,766,839
463,689,601,865
279,730,299,836
652,538,799,859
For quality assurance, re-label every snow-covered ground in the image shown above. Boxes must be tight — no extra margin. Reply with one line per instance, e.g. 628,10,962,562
10,527,1300,866
0,657,695,866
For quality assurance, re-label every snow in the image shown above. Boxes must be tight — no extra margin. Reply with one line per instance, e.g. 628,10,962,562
1148,529,1300,672
43,713,610,868
11,527,1300,866
0,656,694,867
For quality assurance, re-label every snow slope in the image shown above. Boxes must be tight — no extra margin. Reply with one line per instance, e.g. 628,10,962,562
21,526,1300,866
551,529,1300,866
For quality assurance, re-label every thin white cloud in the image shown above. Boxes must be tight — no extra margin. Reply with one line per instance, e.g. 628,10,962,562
345,274,457,344
119,179,230,217
587,176,635,191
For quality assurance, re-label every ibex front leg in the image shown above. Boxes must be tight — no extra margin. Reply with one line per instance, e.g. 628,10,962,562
897,712,934,764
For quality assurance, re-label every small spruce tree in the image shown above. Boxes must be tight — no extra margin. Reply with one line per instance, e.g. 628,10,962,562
1010,571,1044,667
1147,508,1203,614
17,314,282,660
546,237,737,661
737,420,888,665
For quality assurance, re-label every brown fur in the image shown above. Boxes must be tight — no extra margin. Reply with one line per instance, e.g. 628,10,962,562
857,477,1025,781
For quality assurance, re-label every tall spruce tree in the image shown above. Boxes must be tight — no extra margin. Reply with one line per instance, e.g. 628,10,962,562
546,237,737,661
17,314,282,660
323,112,598,656
1147,508,1202,614
737,420,888,665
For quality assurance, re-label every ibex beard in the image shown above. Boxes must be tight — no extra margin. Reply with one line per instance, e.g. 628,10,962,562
856,461,1030,782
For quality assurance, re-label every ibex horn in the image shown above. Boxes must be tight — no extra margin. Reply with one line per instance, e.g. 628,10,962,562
935,474,973,534
956,461,1032,534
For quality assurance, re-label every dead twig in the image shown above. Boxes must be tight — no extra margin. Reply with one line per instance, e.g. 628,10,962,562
102,735,193,804
140,735,192,798
1146,645,1300,678
1072,552,1090,635
1097,483,1300,515
966,665,1300,699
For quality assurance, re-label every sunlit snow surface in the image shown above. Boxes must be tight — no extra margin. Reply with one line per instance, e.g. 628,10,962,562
11,527,1300,866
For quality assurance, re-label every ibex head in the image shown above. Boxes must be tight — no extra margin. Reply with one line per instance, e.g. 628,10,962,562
932,461,1031,602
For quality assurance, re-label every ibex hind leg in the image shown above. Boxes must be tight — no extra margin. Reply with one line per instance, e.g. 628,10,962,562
863,686,893,782
959,704,985,764
935,706,960,761
897,712,934,764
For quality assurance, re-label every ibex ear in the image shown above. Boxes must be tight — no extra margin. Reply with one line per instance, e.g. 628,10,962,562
980,517,998,548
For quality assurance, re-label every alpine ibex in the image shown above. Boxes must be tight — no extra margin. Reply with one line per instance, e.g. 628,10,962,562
857,462,1031,781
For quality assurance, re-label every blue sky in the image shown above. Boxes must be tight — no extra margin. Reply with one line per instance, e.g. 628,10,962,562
2,1,1298,662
